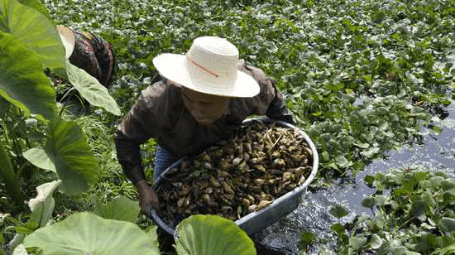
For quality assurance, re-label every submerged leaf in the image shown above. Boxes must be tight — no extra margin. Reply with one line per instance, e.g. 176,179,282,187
331,223,345,235
330,205,349,219
300,231,315,247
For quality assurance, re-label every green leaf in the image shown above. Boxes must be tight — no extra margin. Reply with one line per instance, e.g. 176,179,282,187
12,244,28,255
364,175,375,186
0,31,56,121
28,181,61,227
175,215,256,255
413,172,429,182
93,196,140,223
369,234,383,249
349,236,367,251
147,225,160,251
410,192,436,222
22,147,56,173
0,0,65,71
441,189,455,205
44,116,100,195
16,0,52,21
23,212,160,254
331,223,345,235
393,180,415,196
330,205,349,219
66,61,121,116
429,176,446,187
300,231,315,247
437,217,455,233
374,195,386,207
335,155,350,168
434,244,455,255
362,196,375,208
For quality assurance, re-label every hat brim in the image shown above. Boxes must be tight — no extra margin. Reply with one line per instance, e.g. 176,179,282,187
153,53,260,98
56,26,75,59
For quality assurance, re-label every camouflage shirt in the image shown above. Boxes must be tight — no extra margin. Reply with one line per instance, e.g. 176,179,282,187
115,60,294,184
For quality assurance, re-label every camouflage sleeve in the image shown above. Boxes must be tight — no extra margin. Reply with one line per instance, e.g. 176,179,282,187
87,32,116,87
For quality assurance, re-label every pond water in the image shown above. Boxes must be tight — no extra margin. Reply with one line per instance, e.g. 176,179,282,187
254,103,455,255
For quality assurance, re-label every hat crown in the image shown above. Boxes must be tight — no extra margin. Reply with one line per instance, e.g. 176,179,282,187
152,36,260,97
186,36,239,80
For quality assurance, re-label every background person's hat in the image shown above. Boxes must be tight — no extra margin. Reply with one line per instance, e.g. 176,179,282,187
56,25,75,58
152,36,260,98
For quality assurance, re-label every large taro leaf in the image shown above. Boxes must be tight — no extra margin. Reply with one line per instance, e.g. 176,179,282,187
175,215,256,255
0,32,56,121
93,195,141,223
22,147,56,173
22,212,160,255
16,0,52,21
66,61,121,116
28,180,61,228
12,244,27,255
0,0,65,71
44,116,100,195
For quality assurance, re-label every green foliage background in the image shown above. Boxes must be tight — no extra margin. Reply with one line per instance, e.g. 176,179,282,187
45,0,454,179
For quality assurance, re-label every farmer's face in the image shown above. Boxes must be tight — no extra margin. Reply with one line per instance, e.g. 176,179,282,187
182,87,229,125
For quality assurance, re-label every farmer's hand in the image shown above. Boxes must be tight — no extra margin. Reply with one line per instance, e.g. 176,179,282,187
136,180,160,216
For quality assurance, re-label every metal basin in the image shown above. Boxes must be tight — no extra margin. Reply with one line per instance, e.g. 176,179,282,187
150,117,319,236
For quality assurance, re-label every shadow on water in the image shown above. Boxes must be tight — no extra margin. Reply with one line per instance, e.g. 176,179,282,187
254,104,455,255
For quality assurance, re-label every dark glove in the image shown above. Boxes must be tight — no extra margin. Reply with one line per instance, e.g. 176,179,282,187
266,98,295,125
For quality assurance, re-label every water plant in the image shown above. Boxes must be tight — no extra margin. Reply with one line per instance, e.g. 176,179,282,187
326,168,455,254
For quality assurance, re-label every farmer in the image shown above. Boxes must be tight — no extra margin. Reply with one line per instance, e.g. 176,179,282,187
57,25,116,88
115,36,294,215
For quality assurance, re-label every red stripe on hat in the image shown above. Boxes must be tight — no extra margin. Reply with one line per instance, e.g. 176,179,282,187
186,54,219,78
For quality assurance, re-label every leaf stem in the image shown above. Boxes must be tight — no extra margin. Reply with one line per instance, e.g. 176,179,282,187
0,140,23,206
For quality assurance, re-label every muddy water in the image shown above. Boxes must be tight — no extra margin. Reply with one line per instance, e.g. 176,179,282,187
254,104,455,255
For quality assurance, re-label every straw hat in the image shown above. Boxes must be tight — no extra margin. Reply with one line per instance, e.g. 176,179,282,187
56,25,75,58
152,36,260,98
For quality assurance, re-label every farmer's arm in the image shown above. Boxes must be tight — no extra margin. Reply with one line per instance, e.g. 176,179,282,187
115,84,168,213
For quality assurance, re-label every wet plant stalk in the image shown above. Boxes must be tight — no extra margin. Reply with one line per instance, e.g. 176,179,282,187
0,140,23,205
